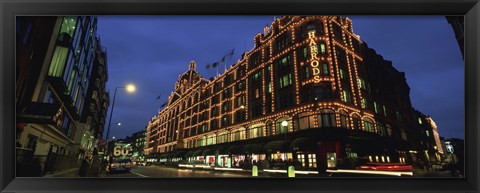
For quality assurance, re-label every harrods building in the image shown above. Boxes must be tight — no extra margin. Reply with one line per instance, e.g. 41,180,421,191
144,16,442,171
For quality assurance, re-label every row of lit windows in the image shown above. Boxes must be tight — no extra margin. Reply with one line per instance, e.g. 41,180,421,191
181,108,396,149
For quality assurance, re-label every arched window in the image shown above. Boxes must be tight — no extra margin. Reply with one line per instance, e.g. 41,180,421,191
231,128,245,141
294,112,315,130
266,121,275,136
247,124,264,139
217,131,228,144
276,118,290,134
318,109,336,127
206,134,216,145
339,110,349,128
363,118,374,132
376,122,386,136
351,114,361,130
197,136,206,147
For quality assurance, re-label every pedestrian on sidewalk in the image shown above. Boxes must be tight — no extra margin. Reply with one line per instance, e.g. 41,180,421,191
78,154,91,177
90,148,100,177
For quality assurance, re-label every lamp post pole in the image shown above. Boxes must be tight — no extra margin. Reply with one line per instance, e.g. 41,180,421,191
105,87,120,143
104,84,135,156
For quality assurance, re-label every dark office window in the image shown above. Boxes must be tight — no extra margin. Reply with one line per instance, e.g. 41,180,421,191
249,53,262,68
336,47,347,63
322,63,329,75
235,110,246,123
26,134,38,150
277,94,293,110
250,103,263,118
251,71,262,83
332,24,342,41
303,84,332,102
302,66,311,80
319,42,327,54
276,33,290,51
236,80,245,91
276,54,292,70
222,115,231,127
279,73,293,88
223,88,231,99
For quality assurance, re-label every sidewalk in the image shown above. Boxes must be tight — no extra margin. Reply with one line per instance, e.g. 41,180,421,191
44,168,108,177
44,168,79,177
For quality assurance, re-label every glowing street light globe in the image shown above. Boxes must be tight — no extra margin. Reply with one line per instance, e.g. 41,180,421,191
126,84,136,93
281,120,288,127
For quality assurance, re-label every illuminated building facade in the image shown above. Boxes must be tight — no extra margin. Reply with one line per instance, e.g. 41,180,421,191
16,16,105,175
77,37,110,155
131,130,146,161
413,110,444,164
145,16,434,171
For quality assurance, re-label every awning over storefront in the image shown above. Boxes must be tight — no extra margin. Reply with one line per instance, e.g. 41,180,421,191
185,151,194,158
226,146,243,155
202,149,215,156
192,149,204,157
172,151,186,158
290,137,317,152
215,145,228,155
348,139,387,155
263,140,290,153
243,143,265,154
158,153,171,159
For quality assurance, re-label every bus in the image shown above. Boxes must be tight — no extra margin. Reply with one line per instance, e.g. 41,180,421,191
107,142,133,173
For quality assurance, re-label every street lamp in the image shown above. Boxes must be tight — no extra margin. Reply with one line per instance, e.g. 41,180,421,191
105,84,136,154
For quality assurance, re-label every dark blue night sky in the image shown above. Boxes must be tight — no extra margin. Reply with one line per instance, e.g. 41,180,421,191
96,16,464,140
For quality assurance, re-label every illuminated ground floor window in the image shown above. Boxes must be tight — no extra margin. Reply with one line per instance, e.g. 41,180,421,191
196,156,204,162
297,153,317,168
327,152,336,168
308,154,317,168
250,154,266,163
270,152,292,161
231,155,245,167
217,155,230,167
205,155,215,166
297,154,306,167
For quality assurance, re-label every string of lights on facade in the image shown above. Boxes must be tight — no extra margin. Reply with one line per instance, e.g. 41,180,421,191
144,16,444,171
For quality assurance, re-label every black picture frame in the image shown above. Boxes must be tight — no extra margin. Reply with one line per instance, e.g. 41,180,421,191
1,0,479,192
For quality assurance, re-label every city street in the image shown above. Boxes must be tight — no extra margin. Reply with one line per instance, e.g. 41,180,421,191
46,164,457,178
102,165,457,178
107,165,251,177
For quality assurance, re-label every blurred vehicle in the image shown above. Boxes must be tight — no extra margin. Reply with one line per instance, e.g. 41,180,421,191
136,161,147,166
107,142,133,173
328,172,401,177
108,158,132,173
356,162,414,172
